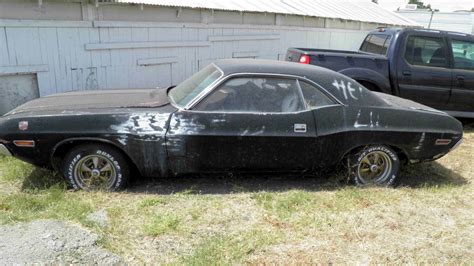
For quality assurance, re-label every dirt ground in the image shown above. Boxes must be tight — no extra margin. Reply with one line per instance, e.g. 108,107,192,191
0,220,122,264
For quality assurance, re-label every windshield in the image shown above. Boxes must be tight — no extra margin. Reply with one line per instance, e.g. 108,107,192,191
168,64,223,107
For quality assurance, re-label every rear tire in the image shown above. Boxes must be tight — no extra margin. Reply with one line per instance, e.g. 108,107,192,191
61,144,130,191
348,145,400,187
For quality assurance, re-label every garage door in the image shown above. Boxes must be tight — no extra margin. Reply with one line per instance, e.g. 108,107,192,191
0,74,39,115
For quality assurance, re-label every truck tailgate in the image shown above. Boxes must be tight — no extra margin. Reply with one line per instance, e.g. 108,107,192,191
286,48,389,80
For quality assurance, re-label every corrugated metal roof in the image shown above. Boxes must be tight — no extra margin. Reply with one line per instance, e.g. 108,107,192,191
108,0,420,26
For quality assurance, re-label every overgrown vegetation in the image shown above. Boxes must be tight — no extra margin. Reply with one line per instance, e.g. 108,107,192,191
0,126,472,263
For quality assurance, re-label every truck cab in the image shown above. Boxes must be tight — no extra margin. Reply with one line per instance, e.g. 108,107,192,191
286,28,474,118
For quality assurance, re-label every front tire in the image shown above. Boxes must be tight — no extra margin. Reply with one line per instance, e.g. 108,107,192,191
61,144,130,191
349,145,400,187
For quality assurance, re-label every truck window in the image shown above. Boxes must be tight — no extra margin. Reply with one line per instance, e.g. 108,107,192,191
451,39,474,70
404,36,448,68
360,34,391,55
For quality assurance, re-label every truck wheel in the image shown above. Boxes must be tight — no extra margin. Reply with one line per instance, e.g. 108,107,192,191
61,144,130,191
349,145,400,187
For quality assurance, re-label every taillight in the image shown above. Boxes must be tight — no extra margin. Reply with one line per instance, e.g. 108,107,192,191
299,54,311,64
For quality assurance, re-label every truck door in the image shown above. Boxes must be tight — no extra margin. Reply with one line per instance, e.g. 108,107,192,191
446,37,474,116
397,33,452,110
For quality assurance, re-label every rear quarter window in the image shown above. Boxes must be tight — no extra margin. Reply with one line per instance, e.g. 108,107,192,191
299,81,335,109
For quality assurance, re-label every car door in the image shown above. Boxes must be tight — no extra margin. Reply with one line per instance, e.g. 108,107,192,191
166,75,319,174
446,36,474,115
397,33,452,110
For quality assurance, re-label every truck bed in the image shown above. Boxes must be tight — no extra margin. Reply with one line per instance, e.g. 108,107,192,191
286,48,389,82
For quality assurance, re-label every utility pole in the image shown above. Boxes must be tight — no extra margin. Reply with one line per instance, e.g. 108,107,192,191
427,9,439,29
428,9,434,29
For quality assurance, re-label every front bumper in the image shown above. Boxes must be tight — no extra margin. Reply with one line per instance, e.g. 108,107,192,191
0,144,12,156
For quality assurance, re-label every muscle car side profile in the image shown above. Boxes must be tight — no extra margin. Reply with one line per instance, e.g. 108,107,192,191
0,59,463,190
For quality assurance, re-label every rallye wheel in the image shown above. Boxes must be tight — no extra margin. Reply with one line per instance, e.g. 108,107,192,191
349,145,400,187
61,144,130,191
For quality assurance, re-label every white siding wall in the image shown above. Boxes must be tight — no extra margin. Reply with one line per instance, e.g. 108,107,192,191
0,2,374,97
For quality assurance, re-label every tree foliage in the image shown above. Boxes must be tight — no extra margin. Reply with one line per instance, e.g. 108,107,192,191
408,0,432,10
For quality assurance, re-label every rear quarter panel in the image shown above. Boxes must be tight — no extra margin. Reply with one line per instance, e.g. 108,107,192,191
313,105,462,166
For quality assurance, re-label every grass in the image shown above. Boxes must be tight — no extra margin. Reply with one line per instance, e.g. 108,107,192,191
0,185,93,224
144,214,181,236
182,230,280,265
0,126,472,264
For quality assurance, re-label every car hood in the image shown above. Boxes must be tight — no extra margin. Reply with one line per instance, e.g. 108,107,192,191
5,88,170,116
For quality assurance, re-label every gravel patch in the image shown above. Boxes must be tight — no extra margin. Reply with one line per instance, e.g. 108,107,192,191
0,220,123,264
87,209,109,228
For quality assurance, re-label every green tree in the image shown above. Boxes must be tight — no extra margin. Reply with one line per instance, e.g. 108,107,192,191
408,0,431,10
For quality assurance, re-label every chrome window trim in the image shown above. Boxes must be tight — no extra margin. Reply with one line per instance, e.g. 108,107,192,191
0,144,12,156
184,72,343,112
295,79,309,110
181,63,225,109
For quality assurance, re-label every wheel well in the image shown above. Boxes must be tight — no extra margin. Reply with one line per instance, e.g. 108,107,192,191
388,145,408,164
343,144,408,164
51,140,141,176
356,80,381,92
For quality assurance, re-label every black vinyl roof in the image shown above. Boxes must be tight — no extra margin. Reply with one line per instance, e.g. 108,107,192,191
213,59,387,106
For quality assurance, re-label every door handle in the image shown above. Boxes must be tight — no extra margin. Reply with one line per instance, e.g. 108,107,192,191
294,124,307,133
457,75,465,86
402,70,412,76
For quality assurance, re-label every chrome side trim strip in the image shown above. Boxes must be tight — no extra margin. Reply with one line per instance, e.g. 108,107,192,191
0,144,12,156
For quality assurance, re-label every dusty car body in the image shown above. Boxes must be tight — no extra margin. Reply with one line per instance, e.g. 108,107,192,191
0,59,463,190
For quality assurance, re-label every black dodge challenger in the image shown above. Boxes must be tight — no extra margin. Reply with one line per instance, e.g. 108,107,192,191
0,59,463,190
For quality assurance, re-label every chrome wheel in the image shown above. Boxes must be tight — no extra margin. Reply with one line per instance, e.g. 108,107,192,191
74,154,117,190
357,151,393,184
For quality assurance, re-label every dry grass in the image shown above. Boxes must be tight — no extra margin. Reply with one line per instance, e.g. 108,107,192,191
0,125,473,264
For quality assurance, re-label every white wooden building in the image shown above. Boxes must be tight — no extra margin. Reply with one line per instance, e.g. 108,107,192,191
0,0,418,114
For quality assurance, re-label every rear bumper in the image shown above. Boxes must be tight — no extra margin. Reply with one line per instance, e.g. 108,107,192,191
450,138,463,152
0,144,12,156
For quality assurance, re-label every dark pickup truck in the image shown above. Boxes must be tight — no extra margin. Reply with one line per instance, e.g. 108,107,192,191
286,28,474,118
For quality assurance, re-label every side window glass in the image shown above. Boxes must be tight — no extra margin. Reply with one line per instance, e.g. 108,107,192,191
382,36,392,54
404,35,448,67
299,81,335,108
360,35,372,52
195,77,305,113
360,34,391,55
451,39,474,70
